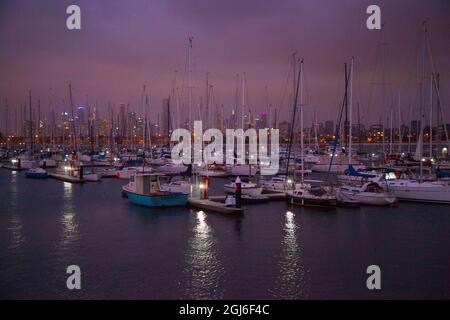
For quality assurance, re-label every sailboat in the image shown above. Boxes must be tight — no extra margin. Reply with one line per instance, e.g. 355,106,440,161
336,182,397,206
224,178,263,196
284,58,337,207
384,23,450,204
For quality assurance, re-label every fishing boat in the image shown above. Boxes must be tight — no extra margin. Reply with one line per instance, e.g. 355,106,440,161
336,182,397,206
122,173,188,207
223,179,263,196
25,168,48,179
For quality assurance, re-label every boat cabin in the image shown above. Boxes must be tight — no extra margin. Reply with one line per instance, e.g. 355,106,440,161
130,173,165,195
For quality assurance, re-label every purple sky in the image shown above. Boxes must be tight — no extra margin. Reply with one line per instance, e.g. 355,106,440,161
0,0,449,131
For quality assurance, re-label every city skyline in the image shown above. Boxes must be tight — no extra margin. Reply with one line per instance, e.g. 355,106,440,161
1,0,449,133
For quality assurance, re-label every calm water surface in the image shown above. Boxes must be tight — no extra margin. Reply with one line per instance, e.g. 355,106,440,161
0,169,449,299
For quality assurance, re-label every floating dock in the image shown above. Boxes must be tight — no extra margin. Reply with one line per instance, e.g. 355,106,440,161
188,198,244,214
49,173,85,183
1,165,27,171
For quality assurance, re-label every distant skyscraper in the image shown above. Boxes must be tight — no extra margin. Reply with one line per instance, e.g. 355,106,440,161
119,104,127,138
76,106,86,125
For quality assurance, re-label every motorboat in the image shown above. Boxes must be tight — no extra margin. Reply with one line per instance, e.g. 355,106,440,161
25,168,48,179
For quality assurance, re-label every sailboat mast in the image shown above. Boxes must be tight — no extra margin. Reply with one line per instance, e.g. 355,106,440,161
429,73,433,160
408,104,412,153
285,59,301,184
188,37,193,133
241,72,245,130
389,107,393,155
69,84,77,154
29,90,33,154
419,22,426,182
4,98,8,150
398,93,402,153
348,57,354,165
300,59,305,184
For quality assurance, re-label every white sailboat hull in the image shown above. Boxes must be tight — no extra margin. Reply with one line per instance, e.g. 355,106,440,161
385,180,450,204
224,185,262,196
337,190,396,206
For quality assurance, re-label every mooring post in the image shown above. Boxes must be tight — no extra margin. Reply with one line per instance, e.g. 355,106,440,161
202,176,208,199
235,176,242,208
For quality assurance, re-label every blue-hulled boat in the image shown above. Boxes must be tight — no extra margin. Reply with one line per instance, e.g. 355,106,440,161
25,168,48,179
122,173,188,207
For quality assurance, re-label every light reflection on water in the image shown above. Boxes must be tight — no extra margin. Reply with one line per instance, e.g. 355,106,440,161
8,171,25,249
182,210,225,299
271,211,309,299
58,182,79,252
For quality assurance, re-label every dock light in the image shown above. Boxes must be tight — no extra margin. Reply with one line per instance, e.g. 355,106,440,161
64,166,70,171
371,153,375,157
11,159,17,164
421,158,426,162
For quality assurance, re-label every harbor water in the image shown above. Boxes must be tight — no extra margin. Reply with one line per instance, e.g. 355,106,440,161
0,169,449,299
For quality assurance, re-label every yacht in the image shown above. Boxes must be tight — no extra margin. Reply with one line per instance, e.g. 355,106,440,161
384,179,450,204
336,182,397,206
224,180,263,197
286,185,337,207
